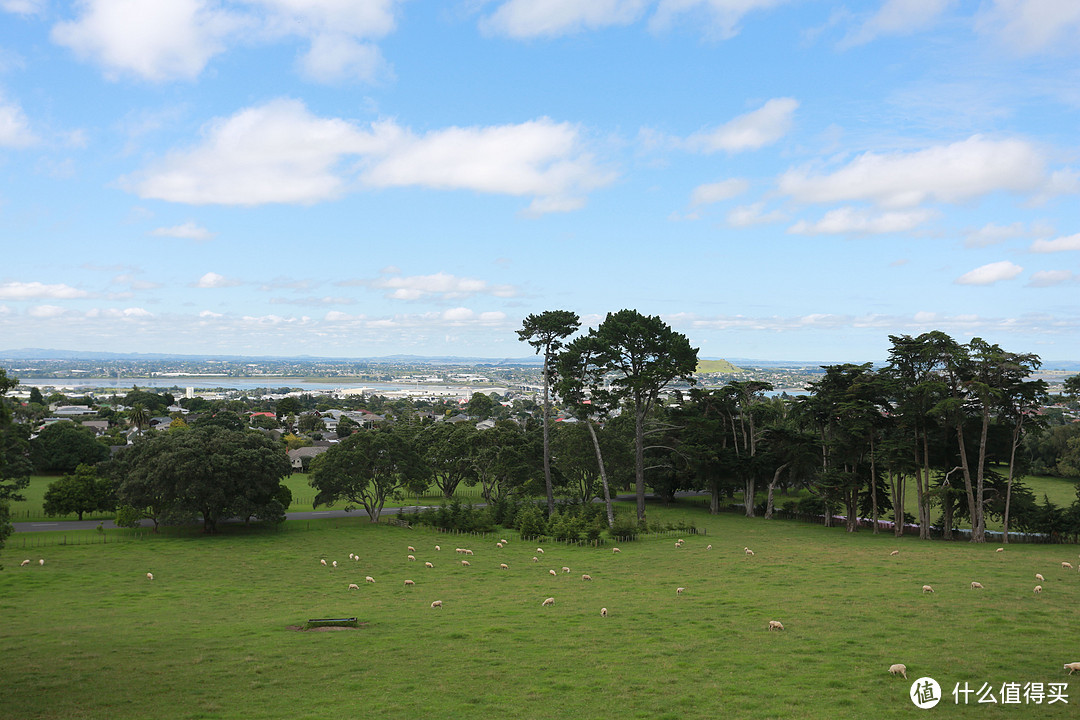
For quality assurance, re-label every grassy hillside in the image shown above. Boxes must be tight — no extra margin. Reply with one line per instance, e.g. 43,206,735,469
3,502,1078,719
696,358,742,374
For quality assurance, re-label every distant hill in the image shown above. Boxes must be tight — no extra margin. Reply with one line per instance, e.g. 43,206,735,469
696,359,741,374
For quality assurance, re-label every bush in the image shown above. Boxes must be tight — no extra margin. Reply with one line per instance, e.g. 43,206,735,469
610,513,638,540
514,505,547,538
114,504,144,529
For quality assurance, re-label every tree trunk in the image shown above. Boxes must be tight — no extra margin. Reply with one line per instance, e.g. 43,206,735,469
744,474,756,518
764,463,789,519
1003,424,1022,544
954,423,981,543
710,481,720,514
634,405,646,522
584,419,615,529
542,352,555,517
870,431,879,534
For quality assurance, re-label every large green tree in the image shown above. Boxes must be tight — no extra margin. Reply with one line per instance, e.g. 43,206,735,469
0,369,29,564
43,463,114,521
30,421,110,473
518,310,580,516
417,422,479,499
110,425,290,533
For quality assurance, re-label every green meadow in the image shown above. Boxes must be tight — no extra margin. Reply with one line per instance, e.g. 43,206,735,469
3,502,1079,719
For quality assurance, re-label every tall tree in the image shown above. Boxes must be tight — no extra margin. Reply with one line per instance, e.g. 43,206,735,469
30,421,110,473
0,369,29,564
589,310,698,521
43,463,114,521
517,310,580,516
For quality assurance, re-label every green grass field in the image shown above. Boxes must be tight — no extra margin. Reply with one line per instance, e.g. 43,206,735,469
3,501,1079,719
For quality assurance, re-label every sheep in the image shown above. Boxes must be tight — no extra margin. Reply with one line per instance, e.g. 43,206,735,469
1063,562,1074,570
332,561,338,568
146,572,154,581
349,553,355,560
20,559,30,567
562,566,570,573
536,548,544,554
354,555,360,561
744,547,754,556
889,664,907,679
408,555,416,561
581,574,592,581
922,585,934,593
404,579,415,586
674,542,681,548
500,563,509,570
542,597,555,607
431,600,443,608
456,548,465,554
706,544,712,550
600,607,607,617
38,559,44,566
1065,662,1080,675
434,545,440,551
996,547,1004,552
1034,585,1043,594
612,547,620,554
677,539,684,544
408,546,415,552
532,556,539,563
549,569,557,576
971,581,984,589
500,539,509,545
425,562,434,568
889,550,899,556
366,576,375,583
676,587,685,595
461,560,471,567
348,583,360,590
768,620,784,631
496,542,503,548
320,559,327,566
1036,573,1044,581
464,549,474,556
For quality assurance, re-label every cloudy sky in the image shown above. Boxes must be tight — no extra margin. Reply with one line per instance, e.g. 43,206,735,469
2,0,1079,363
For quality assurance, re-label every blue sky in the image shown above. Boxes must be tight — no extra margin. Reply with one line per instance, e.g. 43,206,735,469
2,1,1080,363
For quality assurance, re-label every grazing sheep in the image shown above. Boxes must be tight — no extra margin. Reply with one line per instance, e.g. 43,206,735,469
348,583,359,590
612,548,620,554
971,581,984,589
500,564,509,570
320,559,327,566
536,548,544,554
889,664,907,679
431,600,443,608
676,587,685,595
354,555,360,561
532,556,539,563
349,553,355,560
768,620,784,631
146,572,154,581
500,539,509,545
456,548,464,554
996,547,1004,552
464,549,474,556
542,597,555,607
922,585,934,593
332,561,338,568
562,567,570,573
1063,562,1074,570
674,542,681,548
408,555,416,561
549,569,557,576
1064,662,1080,675
496,542,503,548
600,607,607,617
434,545,440,551
404,579,415,586
1036,573,1044,581
408,546,415,552
425,562,434,568
20,559,30,567
366,576,375,583
581,574,592,581
677,538,684,544
890,550,899,556
744,547,754,556
706,544,712,550
1034,585,1042,594
461,560,471,567
38,559,44,566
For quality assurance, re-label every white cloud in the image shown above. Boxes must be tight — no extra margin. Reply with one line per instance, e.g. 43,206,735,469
778,135,1048,208
52,0,242,82
193,272,241,288
685,98,798,153
0,94,38,148
1027,270,1074,287
150,221,216,241
955,260,1024,285
1,0,46,15
112,273,161,291
481,0,649,38
28,304,67,318
360,271,520,301
1030,233,1080,252
963,221,1031,248
843,0,956,46
297,33,385,83
690,178,749,206
788,207,935,235
976,0,1080,53
0,281,90,300
124,99,612,213
649,0,791,39
726,202,785,227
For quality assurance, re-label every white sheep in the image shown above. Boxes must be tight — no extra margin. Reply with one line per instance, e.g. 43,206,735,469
366,576,375,583
536,548,544,554
348,583,359,590
496,542,503,548
320,559,327,566
549,569,557,576
744,547,754,556
889,550,899,556
146,572,154,581
349,553,355,560
456,548,465,554
425,562,434,568
612,547,620,554
408,555,416,561
768,620,784,631
677,538,684,544
1065,662,1080,675
461,560,471,567
542,597,555,607
532,556,539,563
464,549,474,556
600,607,607,617
889,663,907,679
971,581,984,589
20,559,30,567
922,585,934,593
676,587,685,595
562,566,570,573
706,544,712,550
1034,585,1042,594
996,547,1004,552
431,600,443,608
332,561,338,568
581,574,592,581
500,539,509,545
38,559,44,566
500,563,509,570
408,546,415,552
434,545,440,551
1063,562,1074,570
404,579,415,586
1036,573,1044,581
